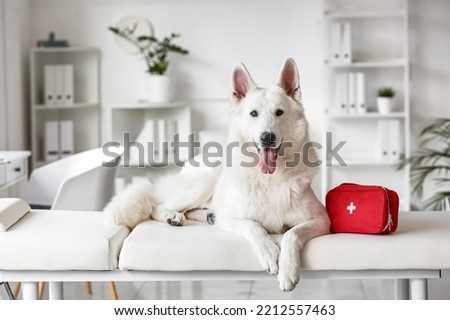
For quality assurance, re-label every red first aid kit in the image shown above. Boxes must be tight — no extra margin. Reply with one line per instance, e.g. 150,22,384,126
326,183,399,234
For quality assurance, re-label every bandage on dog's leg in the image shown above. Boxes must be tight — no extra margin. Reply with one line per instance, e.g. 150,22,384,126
185,207,215,224
151,208,185,226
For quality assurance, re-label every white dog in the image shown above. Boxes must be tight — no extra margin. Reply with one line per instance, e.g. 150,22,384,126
105,58,330,292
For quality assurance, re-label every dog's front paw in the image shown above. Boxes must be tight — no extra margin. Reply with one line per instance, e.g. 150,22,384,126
277,269,300,292
277,251,300,292
255,239,280,275
166,211,186,227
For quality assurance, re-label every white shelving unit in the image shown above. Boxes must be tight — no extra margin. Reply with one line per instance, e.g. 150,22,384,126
109,102,192,183
327,112,406,119
329,59,406,68
30,47,101,169
321,0,411,210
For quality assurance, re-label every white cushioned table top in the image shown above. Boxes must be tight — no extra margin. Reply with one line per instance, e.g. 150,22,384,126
119,212,450,271
0,210,129,271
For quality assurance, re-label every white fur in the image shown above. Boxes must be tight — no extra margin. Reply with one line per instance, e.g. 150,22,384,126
106,180,155,229
104,58,331,292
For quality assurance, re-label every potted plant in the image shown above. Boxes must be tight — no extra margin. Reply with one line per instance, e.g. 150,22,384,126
396,118,450,210
377,87,396,114
109,26,189,102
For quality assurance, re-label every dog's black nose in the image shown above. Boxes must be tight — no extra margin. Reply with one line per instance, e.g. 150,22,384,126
260,132,277,147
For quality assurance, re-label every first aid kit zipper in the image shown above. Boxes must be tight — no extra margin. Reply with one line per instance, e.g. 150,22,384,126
381,187,393,232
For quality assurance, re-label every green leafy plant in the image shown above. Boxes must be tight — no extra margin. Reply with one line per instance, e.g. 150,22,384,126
396,118,450,210
378,87,396,98
108,26,189,75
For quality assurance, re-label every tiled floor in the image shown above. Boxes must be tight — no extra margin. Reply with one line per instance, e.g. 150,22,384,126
3,270,450,300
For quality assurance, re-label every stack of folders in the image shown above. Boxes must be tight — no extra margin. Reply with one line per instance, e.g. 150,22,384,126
330,22,352,65
333,72,366,114
44,64,74,105
131,118,180,164
376,120,402,162
44,120,74,162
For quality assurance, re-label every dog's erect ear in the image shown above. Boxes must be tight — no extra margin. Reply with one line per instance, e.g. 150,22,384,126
232,63,256,102
277,58,301,101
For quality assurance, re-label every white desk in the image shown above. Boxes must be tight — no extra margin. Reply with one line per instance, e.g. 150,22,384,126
0,151,31,198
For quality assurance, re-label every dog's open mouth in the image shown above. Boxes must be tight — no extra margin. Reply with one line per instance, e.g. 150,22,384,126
259,147,278,174
254,142,279,174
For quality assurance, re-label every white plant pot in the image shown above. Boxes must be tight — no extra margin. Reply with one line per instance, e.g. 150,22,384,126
377,97,394,114
147,74,174,103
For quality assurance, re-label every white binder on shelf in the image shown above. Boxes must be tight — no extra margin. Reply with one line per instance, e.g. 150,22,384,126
44,65,56,105
340,73,349,113
157,118,168,162
388,120,402,161
330,23,342,65
59,120,74,158
376,120,390,162
332,73,348,114
54,65,64,105
356,72,367,113
44,121,59,162
133,119,156,164
63,64,74,105
166,119,178,155
341,22,352,64
347,72,357,114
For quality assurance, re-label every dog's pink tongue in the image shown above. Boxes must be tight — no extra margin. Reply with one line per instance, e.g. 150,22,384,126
259,148,277,174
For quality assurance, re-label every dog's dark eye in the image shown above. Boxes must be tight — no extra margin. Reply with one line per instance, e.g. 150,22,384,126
275,109,284,117
250,110,258,117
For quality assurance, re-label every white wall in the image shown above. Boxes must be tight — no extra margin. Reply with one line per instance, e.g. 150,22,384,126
0,0,30,150
4,0,30,150
409,0,450,203
29,0,326,144
410,0,450,143
0,0,6,150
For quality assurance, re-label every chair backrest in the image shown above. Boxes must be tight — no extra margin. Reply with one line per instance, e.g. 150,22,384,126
25,147,123,211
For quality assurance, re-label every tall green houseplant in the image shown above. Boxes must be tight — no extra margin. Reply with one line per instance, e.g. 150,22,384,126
108,27,189,75
397,118,450,210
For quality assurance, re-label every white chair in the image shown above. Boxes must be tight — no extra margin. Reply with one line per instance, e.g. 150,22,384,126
25,147,123,211
13,147,123,299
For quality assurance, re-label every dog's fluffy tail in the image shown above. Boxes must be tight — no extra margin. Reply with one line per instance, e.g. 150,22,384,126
104,180,156,229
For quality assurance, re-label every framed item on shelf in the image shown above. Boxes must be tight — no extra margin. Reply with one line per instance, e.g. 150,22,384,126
112,15,153,55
